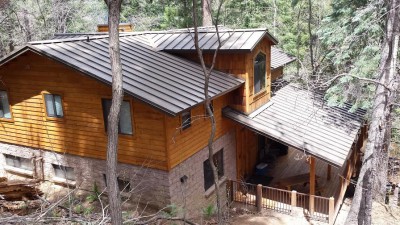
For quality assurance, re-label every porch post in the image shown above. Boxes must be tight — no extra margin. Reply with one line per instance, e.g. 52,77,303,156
309,156,316,214
327,164,331,181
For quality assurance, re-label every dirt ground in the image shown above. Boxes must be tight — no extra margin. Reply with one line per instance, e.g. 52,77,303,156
230,198,400,225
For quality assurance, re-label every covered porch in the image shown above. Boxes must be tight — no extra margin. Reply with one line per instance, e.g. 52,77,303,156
223,84,366,223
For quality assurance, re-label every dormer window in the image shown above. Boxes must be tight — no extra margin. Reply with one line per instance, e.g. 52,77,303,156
254,52,266,94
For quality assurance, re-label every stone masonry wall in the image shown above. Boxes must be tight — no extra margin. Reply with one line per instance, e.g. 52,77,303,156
0,142,170,208
168,129,237,218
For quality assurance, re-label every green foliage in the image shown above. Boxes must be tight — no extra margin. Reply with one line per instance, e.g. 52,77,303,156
86,182,101,203
202,204,215,218
0,0,105,57
163,204,179,218
319,0,385,110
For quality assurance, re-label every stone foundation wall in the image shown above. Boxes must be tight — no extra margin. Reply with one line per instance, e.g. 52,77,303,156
0,142,170,208
168,129,237,218
0,128,237,216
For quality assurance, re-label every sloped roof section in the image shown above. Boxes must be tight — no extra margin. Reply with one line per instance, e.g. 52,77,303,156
271,47,296,69
138,26,278,52
223,84,366,167
1,35,244,116
51,26,279,53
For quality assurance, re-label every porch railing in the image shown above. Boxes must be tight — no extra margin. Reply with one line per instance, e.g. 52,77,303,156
227,180,335,224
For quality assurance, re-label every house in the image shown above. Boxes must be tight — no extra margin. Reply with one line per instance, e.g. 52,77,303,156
0,26,365,221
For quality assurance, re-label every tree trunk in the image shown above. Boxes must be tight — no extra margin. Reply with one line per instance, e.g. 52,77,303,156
345,1,400,224
104,0,123,225
307,0,315,75
192,0,223,223
202,0,212,26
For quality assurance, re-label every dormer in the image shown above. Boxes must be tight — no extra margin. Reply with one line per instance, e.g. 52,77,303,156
141,26,282,114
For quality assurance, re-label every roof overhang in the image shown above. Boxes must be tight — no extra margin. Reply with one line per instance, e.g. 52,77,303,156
0,39,244,117
223,84,366,168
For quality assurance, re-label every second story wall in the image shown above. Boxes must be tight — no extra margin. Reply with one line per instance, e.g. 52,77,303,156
0,52,168,170
177,37,273,114
164,93,235,169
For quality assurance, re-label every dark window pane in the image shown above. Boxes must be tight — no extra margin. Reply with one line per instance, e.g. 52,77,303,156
102,99,133,135
54,95,64,117
102,99,112,132
45,94,63,118
45,94,55,117
181,111,191,130
203,149,224,191
206,101,214,116
4,154,33,171
53,164,75,181
103,174,131,192
0,91,11,119
119,101,133,134
254,53,266,94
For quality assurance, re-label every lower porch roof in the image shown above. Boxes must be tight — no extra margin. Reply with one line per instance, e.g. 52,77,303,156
223,84,366,168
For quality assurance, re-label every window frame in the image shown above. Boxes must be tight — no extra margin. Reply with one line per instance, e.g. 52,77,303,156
204,100,214,118
203,149,224,191
52,164,75,181
41,91,65,121
253,51,267,95
4,154,33,171
101,98,134,136
0,90,14,122
103,174,132,193
181,110,191,130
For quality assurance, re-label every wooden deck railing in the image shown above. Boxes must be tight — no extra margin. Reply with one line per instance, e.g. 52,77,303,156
227,180,335,224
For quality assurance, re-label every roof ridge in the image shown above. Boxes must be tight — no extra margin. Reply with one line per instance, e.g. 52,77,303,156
29,33,151,45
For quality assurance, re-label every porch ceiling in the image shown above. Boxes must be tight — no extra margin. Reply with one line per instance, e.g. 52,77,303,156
223,84,366,168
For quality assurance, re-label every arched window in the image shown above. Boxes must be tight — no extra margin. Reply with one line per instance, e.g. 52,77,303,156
254,52,266,94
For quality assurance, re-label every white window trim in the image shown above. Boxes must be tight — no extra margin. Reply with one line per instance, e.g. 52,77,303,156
52,177,76,187
4,165,34,177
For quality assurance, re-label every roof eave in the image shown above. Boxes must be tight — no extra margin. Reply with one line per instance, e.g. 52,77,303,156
222,107,345,168
0,46,33,67
271,58,297,70
1,45,244,117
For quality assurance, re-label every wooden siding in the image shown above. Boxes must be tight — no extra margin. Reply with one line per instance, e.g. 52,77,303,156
165,93,235,169
0,52,167,170
235,126,258,180
271,67,283,81
177,37,272,114
245,38,272,113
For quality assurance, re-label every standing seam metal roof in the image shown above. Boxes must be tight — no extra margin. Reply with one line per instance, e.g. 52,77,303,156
271,47,296,69
1,34,244,116
140,28,277,52
223,84,366,167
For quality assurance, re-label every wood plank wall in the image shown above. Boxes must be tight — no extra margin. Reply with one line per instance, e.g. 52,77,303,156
271,67,284,81
165,93,235,169
0,52,168,170
178,37,272,114
245,38,272,113
235,125,258,180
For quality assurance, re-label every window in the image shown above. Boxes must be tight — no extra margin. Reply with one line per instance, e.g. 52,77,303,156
103,174,131,192
0,91,12,119
181,111,191,130
44,94,64,118
102,99,133,135
53,164,75,181
203,149,224,191
254,52,266,94
205,101,214,117
4,154,33,171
